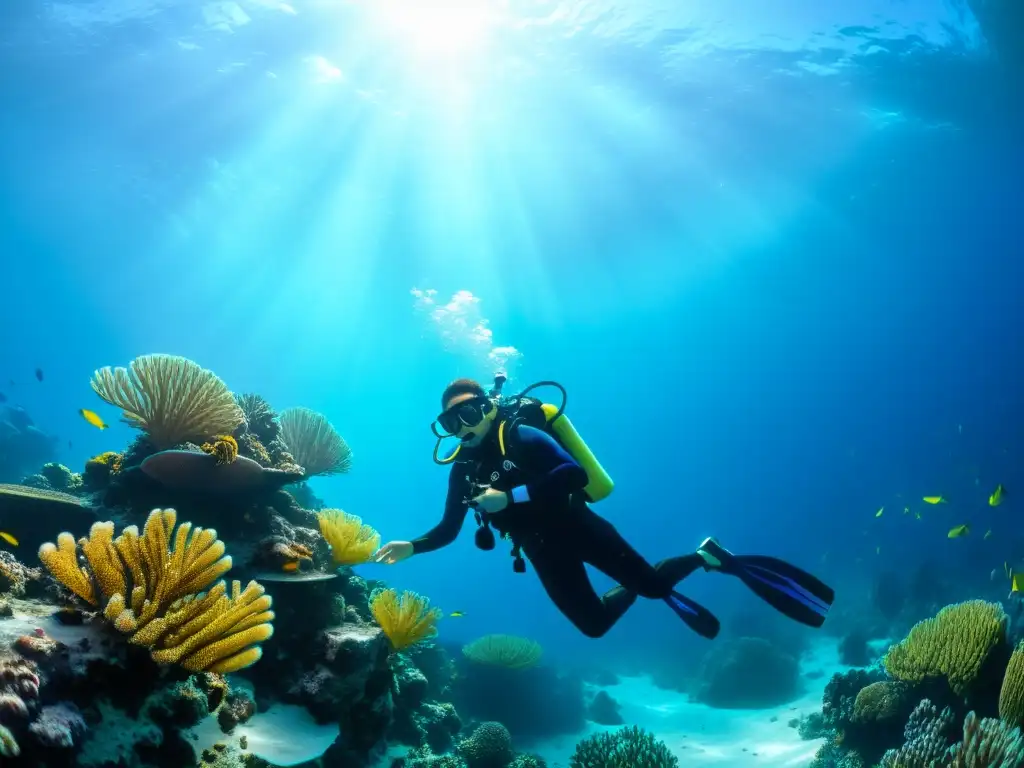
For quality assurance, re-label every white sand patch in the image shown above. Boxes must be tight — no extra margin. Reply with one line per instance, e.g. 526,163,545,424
529,640,848,768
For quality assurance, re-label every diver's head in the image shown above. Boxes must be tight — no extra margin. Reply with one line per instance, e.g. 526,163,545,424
436,378,497,448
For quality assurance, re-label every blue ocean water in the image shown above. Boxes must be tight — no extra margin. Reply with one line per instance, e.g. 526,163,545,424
0,0,1022,706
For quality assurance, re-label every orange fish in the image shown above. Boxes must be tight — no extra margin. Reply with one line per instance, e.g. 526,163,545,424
282,561,300,573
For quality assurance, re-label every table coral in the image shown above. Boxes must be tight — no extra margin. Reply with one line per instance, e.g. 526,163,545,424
38,508,274,674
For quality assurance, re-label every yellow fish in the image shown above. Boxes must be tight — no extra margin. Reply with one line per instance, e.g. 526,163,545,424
0,531,18,547
947,524,970,539
990,485,1006,507
985,529,993,540
448,611,466,618
923,496,947,505
79,408,108,429
1013,571,1024,594
281,561,300,573
875,507,885,518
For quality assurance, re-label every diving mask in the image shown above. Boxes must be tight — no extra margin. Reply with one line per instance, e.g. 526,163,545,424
432,396,494,438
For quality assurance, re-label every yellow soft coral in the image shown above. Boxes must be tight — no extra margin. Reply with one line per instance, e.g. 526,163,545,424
883,599,1007,696
1000,641,1024,727
370,588,440,651
462,634,543,670
202,435,239,465
317,509,380,567
38,509,274,674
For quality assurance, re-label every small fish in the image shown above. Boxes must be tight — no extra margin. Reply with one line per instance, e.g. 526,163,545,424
1013,571,1024,594
1006,562,1013,579
947,524,970,539
34,368,43,382
875,546,881,555
990,484,1006,507
903,506,911,515
0,392,6,403
79,408,108,429
923,496,947,505
875,507,884,518
914,511,922,520
958,423,962,435
448,611,466,618
68,440,73,449
0,532,18,547
282,561,300,573
985,529,993,540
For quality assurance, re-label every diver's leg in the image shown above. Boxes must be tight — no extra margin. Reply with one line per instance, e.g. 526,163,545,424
524,541,633,638
574,506,704,599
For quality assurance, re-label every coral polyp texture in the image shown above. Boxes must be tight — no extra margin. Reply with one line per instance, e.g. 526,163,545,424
317,508,380,566
370,588,441,651
279,406,353,476
37,507,274,674
882,599,1007,696
89,353,245,449
462,634,543,670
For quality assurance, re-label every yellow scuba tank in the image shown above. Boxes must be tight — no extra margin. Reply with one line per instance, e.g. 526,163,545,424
494,380,614,503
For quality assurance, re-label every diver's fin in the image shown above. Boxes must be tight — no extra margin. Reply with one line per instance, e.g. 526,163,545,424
698,537,834,628
664,591,720,639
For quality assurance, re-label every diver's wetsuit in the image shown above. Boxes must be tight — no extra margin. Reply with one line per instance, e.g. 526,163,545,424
413,424,704,637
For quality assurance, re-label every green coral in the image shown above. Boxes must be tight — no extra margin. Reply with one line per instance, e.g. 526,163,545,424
1000,642,1024,728
851,681,907,724
883,600,1007,696
462,634,543,670
569,726,678,768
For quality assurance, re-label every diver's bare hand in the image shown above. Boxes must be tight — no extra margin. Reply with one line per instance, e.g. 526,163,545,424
469,487,509,514
374,541,414,565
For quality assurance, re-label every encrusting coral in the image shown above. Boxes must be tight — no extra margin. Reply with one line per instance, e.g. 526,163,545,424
317,509,380,566
462,635,543,670
90,354,245,449
370,588,441,651
38,508,274,674
883,599,1007,696
280,407,353,476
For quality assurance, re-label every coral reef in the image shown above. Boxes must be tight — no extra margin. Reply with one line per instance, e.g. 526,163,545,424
39,508,274,673
883,600,1008,698
456,721,515,768
569,725,678,768
371,589,442,652
462,635,542,670
90,354,245,449
692,636,800,708
452,645,584,740
319,508,381,566
279,407,353,477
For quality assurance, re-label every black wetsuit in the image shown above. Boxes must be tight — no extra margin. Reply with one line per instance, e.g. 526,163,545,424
413,424,705,637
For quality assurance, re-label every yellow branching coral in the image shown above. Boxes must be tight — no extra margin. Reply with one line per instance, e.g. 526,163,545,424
280,407,352,477
370,588,441,651
202,435,239,465
38,508,274,674
1000,641,1024,727
90,354,244,449
317,509,380,567
883,599,1007,696
462,634,543,670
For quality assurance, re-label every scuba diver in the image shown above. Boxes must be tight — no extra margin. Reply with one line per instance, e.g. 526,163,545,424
374,374,835,639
